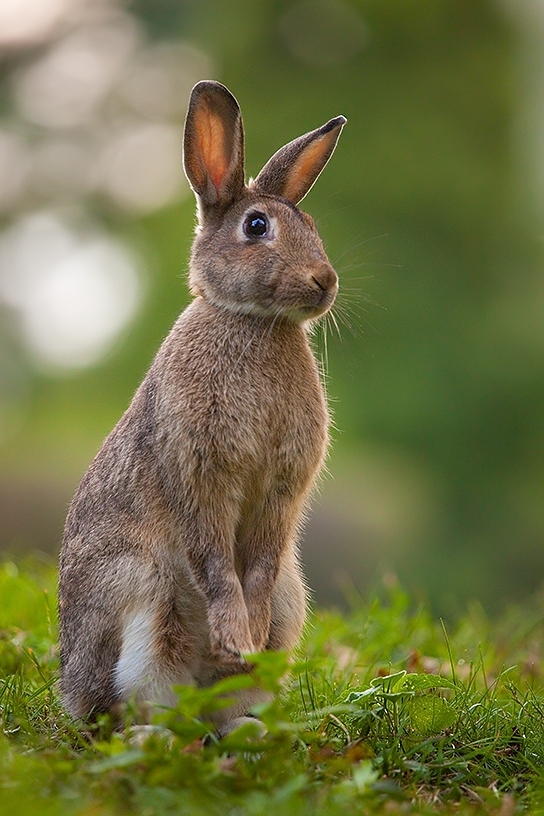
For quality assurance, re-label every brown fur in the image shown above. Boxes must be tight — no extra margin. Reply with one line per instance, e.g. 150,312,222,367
58,81,346,728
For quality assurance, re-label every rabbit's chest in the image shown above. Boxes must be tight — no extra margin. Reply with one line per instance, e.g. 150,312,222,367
224,359,329,487
160,313,330,492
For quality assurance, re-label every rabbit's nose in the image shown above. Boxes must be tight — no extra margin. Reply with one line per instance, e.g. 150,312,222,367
311,264,338,293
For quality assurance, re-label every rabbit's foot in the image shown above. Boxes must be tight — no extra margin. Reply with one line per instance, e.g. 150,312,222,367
216,715,267,740
127,724,175,749
208,603,255,665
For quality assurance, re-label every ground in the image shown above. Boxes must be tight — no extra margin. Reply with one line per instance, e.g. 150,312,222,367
1,558,544,815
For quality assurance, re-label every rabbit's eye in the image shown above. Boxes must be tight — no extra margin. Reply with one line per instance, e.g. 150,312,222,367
243,212,269,238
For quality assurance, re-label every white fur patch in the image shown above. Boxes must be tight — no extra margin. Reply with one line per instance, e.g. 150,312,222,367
114,607,155,698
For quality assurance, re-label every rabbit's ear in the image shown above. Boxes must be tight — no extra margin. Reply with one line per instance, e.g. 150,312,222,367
183,81,245,214
254,116,346,205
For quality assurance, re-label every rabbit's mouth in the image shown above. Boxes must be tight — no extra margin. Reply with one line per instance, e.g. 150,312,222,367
305,298,336,319
282,289,337,322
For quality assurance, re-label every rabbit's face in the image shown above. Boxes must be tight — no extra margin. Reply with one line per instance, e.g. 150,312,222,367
189,193,338,323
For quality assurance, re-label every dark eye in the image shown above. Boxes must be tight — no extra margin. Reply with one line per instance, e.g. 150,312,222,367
243,211,269,238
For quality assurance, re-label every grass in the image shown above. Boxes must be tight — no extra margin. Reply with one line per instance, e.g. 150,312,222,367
1,558,544,815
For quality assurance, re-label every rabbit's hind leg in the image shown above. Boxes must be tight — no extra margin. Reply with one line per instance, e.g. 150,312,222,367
267,549,307,651
60,619,123,720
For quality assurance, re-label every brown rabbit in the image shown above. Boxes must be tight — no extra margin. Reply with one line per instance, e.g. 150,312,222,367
58,80,346,733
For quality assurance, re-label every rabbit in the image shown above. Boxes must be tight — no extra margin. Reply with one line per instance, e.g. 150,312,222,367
58,80,346,734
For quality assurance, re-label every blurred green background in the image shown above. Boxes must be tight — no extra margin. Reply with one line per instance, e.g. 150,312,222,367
1,0,543,616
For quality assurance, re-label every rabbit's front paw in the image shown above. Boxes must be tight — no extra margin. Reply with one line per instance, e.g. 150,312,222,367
208,602,255,664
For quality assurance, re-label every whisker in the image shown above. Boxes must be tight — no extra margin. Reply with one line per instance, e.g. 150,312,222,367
337,290,386,311
338,263,402,275
332,297,380,337
321,315,329,379
331,305,357,337
332,233,389,267
328,308,342,339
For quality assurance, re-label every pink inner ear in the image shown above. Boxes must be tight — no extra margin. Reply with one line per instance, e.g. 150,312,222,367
195,108,228,194
283,136,328,202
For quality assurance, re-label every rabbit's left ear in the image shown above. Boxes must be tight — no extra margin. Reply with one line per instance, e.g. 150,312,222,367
254,116,346,205
183,80,245,214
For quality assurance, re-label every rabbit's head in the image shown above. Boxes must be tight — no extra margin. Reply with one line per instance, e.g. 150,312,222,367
183,81,345,323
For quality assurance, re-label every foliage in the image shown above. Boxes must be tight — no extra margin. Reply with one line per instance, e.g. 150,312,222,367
2,0,544,618
2,559,544,814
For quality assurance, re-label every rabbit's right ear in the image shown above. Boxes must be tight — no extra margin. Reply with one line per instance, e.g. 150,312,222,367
183,81,245,217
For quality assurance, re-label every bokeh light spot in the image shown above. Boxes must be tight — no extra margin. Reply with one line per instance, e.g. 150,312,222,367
14,16,142,129
0,212,142,371
98,122,187,213
0,0,78,48
0,129,31,210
